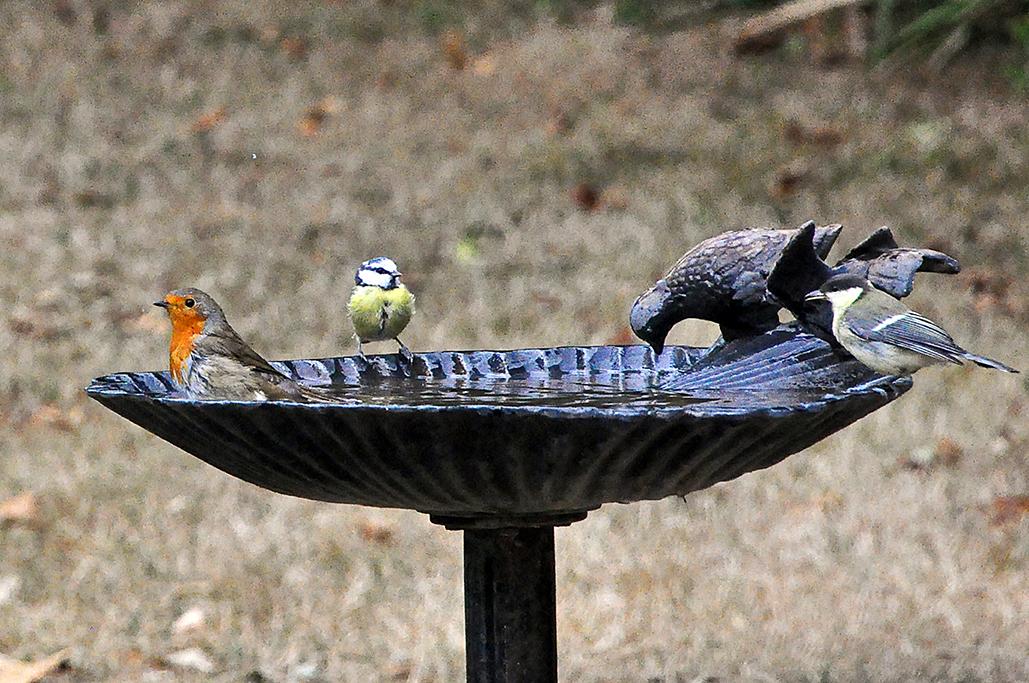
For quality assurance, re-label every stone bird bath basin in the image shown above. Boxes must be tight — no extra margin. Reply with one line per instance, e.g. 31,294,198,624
87,325,910,682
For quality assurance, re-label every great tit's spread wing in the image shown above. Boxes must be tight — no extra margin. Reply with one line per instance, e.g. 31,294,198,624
845,311,965,365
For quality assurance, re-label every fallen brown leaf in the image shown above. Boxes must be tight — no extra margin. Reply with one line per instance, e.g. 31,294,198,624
903,440,961,471
359,520,395,545
388,661,413,680
988,495,1029,526
545,110,573,136
244,672,272,683
191,107,227,134
0,493,38,525
298,112,326,137
934,438,963,467
961,268,1016,315
571,182,600,211
30,404,83,432
784,119,845,147
0,649,68,683
280,36,308,60
71,189,115,209
441,30,467,70
297,96,341,137
770,163,809,200
608,326,637,346
8,314,67,341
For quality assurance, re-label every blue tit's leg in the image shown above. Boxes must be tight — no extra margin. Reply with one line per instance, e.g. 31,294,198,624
396,337,413,362
356,337,368,363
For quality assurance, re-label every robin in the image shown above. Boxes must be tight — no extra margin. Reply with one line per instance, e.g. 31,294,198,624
154,288,332,401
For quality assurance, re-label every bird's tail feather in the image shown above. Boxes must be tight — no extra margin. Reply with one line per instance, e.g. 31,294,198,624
963,352,1019,373
295,383,348,403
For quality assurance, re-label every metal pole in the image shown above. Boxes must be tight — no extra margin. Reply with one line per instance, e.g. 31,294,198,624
463,527,558,683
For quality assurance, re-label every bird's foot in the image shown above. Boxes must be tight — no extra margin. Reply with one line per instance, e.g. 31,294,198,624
397,339,414,363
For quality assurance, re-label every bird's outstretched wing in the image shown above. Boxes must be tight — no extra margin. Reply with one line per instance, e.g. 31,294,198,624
844,312,965,365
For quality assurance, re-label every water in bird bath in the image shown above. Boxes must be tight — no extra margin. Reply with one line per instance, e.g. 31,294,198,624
312,374,841,411
317,375,700,408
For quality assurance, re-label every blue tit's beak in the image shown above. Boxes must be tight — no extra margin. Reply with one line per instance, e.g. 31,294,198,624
804,291,827,302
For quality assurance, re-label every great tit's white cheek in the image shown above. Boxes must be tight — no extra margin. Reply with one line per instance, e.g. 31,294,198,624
357,269,394,289
826,287,863,308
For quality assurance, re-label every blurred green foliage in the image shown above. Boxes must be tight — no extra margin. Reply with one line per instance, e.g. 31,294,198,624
1003,12,1029,90
875,0,1027,56
321,0,1026,81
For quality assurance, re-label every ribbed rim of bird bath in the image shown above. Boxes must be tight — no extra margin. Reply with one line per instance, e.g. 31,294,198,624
86,327,910,420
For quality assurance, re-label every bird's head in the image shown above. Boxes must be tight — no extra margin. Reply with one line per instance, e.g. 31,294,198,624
153,288,226,383
804,273,870,309
355,257,402,290
630,279,678,356
153,288,225,336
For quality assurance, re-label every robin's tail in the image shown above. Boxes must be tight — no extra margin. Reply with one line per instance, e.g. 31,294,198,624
962,352,1019,373
296,383,349,403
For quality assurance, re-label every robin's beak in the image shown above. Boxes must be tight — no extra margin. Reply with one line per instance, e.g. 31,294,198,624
804,291,828,302
153,301,170,309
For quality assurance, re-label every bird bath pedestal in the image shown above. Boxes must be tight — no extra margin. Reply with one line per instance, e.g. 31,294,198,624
87,327,909,682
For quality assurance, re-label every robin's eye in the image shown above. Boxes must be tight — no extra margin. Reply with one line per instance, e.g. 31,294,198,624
184,298,195,308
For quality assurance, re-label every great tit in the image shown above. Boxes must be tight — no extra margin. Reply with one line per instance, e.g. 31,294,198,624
348,257,415,360
805,274,1018,376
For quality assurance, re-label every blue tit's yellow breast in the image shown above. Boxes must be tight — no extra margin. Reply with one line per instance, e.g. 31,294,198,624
348,285,414,341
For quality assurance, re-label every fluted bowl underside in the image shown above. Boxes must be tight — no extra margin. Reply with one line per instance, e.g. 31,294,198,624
87,326,910,518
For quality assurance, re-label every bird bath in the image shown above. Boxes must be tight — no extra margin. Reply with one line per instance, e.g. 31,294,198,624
87,325,910,682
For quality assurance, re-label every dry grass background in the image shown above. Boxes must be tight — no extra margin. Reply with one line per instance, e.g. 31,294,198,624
1,1,1027,681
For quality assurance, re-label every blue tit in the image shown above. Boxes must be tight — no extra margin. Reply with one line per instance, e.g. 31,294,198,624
348,257,415,360
805,274,1018,376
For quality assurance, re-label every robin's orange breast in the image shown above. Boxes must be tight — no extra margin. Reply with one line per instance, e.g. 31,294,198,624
169,318,205,384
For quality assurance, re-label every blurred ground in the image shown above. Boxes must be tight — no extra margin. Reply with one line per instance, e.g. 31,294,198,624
0,1,1027,681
